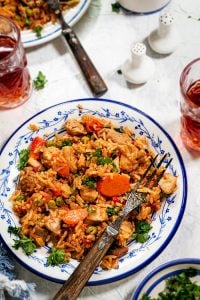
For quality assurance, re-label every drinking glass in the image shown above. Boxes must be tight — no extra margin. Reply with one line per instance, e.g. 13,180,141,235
0,15,31,109
180,58,200,152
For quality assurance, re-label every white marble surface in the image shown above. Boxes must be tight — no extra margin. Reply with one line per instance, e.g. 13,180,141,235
0,0,200,299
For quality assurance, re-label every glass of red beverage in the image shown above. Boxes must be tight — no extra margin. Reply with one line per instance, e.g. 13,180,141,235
180,58,200,152
0,15,31,109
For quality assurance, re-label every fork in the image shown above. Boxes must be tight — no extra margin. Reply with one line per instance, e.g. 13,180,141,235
46,0,108,97
53,154,172,300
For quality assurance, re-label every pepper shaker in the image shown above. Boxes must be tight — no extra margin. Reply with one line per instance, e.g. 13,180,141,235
122,43,155,85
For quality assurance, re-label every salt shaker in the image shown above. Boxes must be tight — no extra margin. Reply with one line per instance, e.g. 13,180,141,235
122,43,155,85
148,12,180,54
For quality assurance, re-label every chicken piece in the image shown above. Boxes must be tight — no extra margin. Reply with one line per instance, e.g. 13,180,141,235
28,157,42,170
117,220,133,246
80,187,98,203
41,146,60,168
119,155,134,172
159,173,177,194
101,128,131,145
30,226,49,247
65,119,86,136
86,207,108,222
45,216,61,235
62,146,77,173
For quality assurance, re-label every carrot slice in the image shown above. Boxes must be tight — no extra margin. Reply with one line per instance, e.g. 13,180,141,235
62,209,88,226
97,174,130,197
29,137,46,159
85,119,103,133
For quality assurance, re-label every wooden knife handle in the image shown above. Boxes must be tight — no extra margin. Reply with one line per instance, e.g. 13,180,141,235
61,27,108,97
53,230,115,300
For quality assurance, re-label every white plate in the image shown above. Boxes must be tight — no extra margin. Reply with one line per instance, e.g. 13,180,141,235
0,98,187,285
21,0,91,48
132,258,200,299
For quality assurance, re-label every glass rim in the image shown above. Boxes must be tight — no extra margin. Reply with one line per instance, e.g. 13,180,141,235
180,57,200,94
0,14,20,64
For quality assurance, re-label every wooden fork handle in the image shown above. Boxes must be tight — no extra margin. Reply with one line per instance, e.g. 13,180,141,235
53,231,115,300
61,27,108,97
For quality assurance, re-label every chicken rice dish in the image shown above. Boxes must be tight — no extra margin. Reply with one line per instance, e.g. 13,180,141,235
9,114,177,269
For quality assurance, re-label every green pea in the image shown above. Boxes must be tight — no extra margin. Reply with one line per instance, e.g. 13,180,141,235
48,200,56,209
56,197,64,206
34,198,44,206
15,194,26,202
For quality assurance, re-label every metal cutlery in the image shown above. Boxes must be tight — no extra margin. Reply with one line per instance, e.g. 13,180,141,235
47,0,108,97
53,154,172,300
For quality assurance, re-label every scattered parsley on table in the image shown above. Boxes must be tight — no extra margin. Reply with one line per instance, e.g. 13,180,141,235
33,71,48,90
111,2,121,13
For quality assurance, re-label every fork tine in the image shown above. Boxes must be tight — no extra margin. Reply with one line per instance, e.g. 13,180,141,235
144,153,168,186
133,154,159,192
153,157,173,186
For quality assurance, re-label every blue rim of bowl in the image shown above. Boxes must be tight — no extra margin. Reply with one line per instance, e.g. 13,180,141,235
119,0,171,15
132,258,200,299
0,98,187,285
23,0,90,45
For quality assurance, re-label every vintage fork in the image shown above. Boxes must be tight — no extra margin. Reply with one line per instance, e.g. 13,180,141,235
46,0,108,97
53,154,172,300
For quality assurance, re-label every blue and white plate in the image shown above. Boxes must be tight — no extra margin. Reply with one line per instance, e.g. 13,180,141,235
22,0,91,48
0,98,187,284
132,258,200,299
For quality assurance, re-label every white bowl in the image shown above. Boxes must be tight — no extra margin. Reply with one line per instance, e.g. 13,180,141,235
0,98,187,284
118,0,171,14
132,258,200,299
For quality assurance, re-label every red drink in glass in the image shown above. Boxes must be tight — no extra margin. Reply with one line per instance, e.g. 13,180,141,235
180,58,200,152
0,15,31,109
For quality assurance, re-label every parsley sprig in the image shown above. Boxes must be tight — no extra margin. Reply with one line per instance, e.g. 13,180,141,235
132,220,152,243
13,236,36,255
33,71,48,90
8,226,21,236
82,177,96,189
17,149,29,170
47,248,65,265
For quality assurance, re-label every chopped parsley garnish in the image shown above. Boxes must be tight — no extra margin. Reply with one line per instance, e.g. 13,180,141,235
17,149,29,170
8,226,21,236
142,269,200,300
62,140,73,147
82,177,96,189
47,248,65,266
111,2,121,13
88,148,102,160
107,207,116,216
13,236,36,255
33,25,42,38
33,71,48,90
96,157,118,172
132,221,152,243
